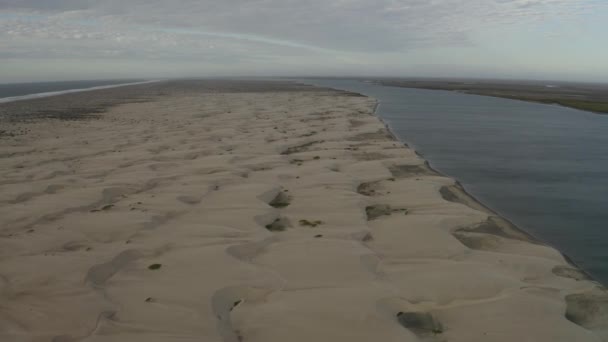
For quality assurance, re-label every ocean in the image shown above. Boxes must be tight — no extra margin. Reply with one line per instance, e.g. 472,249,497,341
307,79,608,285
0,79,151,103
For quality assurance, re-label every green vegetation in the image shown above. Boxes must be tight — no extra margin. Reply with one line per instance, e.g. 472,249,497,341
478,94,608,114
544,99,608,114
379,81,608,115
148,263,162,270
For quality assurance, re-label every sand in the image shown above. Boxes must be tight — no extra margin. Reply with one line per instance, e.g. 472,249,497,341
0,80,606,342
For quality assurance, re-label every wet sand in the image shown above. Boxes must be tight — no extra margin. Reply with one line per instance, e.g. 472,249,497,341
0,80,606,341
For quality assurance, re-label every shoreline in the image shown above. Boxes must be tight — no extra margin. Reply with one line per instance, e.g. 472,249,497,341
303,78,605,285
1,80,606,341
0,80,161,104
384,113,599,282
350,91,608,340
375,81,608,115
371,95,601,284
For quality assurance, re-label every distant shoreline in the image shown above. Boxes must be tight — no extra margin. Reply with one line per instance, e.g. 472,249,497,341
309,78,603,285
375,79,608,114
0,80,160,104
481,94,608,114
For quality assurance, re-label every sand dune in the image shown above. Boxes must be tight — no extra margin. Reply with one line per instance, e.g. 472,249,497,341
0,80,606,341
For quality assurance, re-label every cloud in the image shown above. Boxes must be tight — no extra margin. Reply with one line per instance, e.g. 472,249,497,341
0,0,605,80
0,0,95,11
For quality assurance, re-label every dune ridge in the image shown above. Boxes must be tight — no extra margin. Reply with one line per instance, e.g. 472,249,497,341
0,80,606,341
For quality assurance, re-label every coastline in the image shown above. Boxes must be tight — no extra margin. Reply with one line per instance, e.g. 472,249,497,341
474,94,608,115
375,80,608,115
375,104,599,283
0,80,160,104
0,80,606,341
453,90,608,115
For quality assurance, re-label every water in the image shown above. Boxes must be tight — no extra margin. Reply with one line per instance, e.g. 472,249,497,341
307,79,608,285
0,79,151,103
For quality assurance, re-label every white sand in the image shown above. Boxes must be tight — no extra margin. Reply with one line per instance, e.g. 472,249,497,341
0,81,606,341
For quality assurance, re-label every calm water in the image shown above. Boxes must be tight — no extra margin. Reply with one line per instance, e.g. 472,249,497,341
0,79,148,103
308,79,608,284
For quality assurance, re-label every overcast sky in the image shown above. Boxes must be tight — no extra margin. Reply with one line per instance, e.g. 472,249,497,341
1,0,606,83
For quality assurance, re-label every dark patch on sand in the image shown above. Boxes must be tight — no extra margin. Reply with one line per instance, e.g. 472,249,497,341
565,287,608,331
350,129,392,142
299,219,323,227
365,205,408,221
452,232,502,251
439,184,492,214
353,152,390,161
268,191,291,208
389,164,437,178
148,263,162,270
90,204,114,213
452,216,539,251
352,231,374,243
85,250,142,288
281,140,324,155
396,311,444,340
460,216,536,242
357,181,381,196
265,217,291,232
299,131,318,138
299,114,338,123
349,119,367,128
59,241,89,252
553,266,591,281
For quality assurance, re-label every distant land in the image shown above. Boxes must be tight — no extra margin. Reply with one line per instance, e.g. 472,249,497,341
373,78,608,114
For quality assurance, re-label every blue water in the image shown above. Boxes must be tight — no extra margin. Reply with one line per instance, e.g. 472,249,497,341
308,79,608,284
0,79,146,101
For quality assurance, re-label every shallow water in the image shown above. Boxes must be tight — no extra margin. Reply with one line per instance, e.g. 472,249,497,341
307,79,608,285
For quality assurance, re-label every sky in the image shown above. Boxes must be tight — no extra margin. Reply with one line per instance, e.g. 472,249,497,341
0,0,607,83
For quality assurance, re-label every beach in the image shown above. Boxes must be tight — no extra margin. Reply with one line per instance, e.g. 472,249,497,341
0,80,606,341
